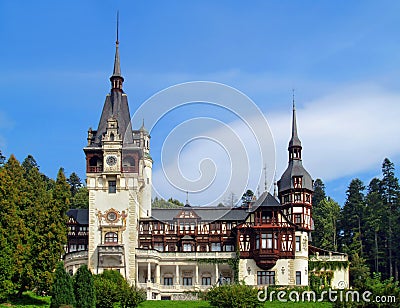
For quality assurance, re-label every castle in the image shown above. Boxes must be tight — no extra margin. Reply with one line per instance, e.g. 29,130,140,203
64,34,349,300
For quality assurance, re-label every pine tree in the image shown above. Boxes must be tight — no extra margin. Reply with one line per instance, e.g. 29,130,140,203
1,155,30,296
312,178,326,206
74,265,96,308
71,186,89,209
0,150,5,167
50,262,75,308
23,157,60,293
0,159,19,300
338,178,366,256
67,172,83,197
364,178,385,274
380,158,400,279
312,198,340,251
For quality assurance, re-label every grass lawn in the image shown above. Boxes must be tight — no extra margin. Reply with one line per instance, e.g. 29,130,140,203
1,292,332,308
138,300,332,307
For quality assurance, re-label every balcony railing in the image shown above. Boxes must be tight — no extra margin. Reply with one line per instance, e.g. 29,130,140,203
87,166,103,173
122,166,136,173
135,249,235,260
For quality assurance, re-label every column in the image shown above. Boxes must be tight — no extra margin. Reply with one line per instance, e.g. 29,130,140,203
195,264,199,285
215,263,219,285
147,262,151,282
155,263,160,284
175,264,180,285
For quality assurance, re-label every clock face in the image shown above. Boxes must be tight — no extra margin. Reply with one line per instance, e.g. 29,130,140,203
107,211,117,222
106,155,117,166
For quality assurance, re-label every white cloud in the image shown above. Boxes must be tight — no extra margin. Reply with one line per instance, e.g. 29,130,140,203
271,84,400,182
151,83,400,204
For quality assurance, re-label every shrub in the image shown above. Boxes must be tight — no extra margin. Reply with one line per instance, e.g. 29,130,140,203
50,262,76,308
206,283,262,308
120,284,146,308
93,270,145,308
74,265,96,308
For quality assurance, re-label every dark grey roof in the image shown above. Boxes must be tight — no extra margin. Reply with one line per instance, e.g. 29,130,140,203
67,209,89,225
250,191,281,212
151,207,248,222
289,102,302,148
278,159,313,191
112,41,122,77
92,92,133,146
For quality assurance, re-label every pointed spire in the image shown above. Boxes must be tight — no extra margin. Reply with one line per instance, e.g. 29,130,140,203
288,89,302,149
110,11,124,91
288,89,302,161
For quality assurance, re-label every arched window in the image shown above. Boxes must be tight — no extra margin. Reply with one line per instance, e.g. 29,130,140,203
104,232,118,244
110,133,115,141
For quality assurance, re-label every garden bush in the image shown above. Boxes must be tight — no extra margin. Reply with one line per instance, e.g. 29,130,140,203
206,283,262,308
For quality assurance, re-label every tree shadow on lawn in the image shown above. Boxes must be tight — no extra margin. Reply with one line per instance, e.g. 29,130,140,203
1,292,50,307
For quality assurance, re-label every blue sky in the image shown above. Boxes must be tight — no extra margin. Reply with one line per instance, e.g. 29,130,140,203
1,1,400,206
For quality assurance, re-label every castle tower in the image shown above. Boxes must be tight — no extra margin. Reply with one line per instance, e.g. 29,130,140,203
83,24,152,282
277,97,313,285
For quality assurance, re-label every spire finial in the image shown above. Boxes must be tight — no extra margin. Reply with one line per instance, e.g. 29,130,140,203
292,88,295,110
110,11,124,90
186,191,189,204
264,164,267,191
116,10,119,44
288,89,302,159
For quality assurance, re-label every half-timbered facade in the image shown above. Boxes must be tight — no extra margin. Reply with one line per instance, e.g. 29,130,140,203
63,34,349,300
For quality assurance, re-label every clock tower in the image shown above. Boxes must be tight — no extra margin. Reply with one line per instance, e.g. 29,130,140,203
83,31,152,282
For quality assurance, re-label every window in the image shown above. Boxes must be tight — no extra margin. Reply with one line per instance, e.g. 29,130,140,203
183,243,192,252
261,233,273,249
143,223,149,231
108,181,116,193
183,277,192,286
211,242,221,251
256,234,260,249
202,277,211,285
295,236,301,252
224,244,234,252
257,271,275,285
105,232,118,243
154,243,164,252
164,277,173,285
296,271,302,285
267,233,273,249
295,193,301,202
179,223,184,232
294,214,302,224
261,234,267,249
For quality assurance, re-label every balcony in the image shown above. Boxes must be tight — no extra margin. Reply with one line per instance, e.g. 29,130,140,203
252,249,279,270
135,249,235,261
122,166,136,173
87,166,103,173
98,245,125,268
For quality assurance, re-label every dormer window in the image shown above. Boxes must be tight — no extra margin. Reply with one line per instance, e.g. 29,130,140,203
293,177,302,188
